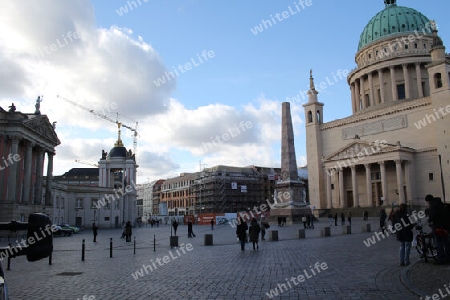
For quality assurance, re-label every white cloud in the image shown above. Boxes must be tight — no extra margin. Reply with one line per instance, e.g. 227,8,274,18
0,1,306,183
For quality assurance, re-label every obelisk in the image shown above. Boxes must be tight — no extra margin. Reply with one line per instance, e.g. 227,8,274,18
270,102,308,224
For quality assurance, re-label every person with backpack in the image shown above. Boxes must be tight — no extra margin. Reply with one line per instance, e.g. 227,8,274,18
425,194,450,264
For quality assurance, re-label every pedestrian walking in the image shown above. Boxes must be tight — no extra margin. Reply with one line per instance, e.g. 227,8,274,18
211,219,215,230
302,215,307,229
341,212,345,226
172,220,178,236
236,217,248,251
277,217,282,227
92,222,98,242
348,212,352,226
394,203,415,266
334,213,338,226
309,213,314,229
249,218,261,250
187,220,196,237
380,208,387,234
282,216,287,227
121,222,126,239
328,213,333,226
260,219,268,240
306,214,311,229
125,221,132,242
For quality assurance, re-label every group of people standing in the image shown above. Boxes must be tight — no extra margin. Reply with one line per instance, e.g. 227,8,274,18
328,212,352,226
236,218,269,251
386,194,450,266
301,214,315,229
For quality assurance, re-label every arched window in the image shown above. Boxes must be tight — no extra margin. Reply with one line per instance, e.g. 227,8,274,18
316,110,321,124
435,73,443,88
308,111,313,123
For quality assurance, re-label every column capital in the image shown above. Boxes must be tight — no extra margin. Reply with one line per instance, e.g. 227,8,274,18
394,159,402,164
401,63,409,68
350,165,356,170
414,62,421,67
364,163,371,169
379,161,385,166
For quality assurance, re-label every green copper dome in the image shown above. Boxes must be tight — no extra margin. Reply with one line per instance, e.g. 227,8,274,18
358,1,431,51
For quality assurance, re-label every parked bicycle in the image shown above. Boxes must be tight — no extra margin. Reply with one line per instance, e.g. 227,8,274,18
414,221,438,263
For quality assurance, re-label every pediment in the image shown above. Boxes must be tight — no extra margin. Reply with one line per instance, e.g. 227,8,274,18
23,116,60,146
323,140,400,162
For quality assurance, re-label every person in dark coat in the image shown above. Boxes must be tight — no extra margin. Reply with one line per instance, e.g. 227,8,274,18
380,208,387,234
426,194,450,264
92,222,98,242
125,221,132,242
187,221,196,237
334,213,338,226
249,218,261,250
348,212,352,226
236,217,248,251
341,212,345,226
306,214,311,229
394,204,415,266
172,220,178,236
210,219,215,230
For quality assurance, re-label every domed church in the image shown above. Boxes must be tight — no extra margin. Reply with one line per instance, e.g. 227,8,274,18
304,0,450,213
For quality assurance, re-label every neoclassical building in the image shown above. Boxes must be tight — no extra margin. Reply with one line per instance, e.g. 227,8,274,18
304,0,450,213
0,99,60,222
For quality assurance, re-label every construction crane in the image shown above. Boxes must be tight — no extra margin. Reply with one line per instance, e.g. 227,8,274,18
56,95,139,157
75,159,99,167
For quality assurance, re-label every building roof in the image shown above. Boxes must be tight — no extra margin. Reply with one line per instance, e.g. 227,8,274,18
358,0,431,51
56,168,99,178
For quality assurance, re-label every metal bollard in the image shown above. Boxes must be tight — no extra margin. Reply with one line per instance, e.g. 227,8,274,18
110,238,113,258
154,234,156,252
134,236,136,255
82,239,85,261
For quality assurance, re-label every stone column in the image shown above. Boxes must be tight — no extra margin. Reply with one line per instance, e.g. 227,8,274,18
351,166,359,207
365,164,373,207
355,80,360,112
402,64,410,99
378,69,386,103
326,169,332,208
351,84,356,113
395,159,405,204
368,72,374,106
23,142,33,204
360,76,366,110
339,169,345,208
390,66,398,101
405,161,412,205
415,63,423,98
45,152,54,206
380,161,388,206
6,137,20,202
334,170,340,207
35,148,45,204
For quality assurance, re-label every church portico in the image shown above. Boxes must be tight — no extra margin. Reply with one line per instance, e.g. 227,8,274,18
323,141,414,209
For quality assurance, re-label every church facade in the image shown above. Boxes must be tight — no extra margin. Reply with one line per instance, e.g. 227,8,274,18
304,0,450,213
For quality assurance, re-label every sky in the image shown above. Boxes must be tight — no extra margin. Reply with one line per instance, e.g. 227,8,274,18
0,0,449,184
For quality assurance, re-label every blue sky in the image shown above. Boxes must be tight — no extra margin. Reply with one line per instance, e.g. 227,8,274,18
0,0,448,183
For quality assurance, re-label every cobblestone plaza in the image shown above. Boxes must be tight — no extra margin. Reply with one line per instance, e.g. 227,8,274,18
3,217,448,299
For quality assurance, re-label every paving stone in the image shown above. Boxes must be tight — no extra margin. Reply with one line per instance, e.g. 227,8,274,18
0,218,443,299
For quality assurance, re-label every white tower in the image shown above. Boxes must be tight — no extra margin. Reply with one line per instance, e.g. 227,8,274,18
98,123,138,225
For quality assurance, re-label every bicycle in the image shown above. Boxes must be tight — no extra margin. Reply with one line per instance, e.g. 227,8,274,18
414,223,438,263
